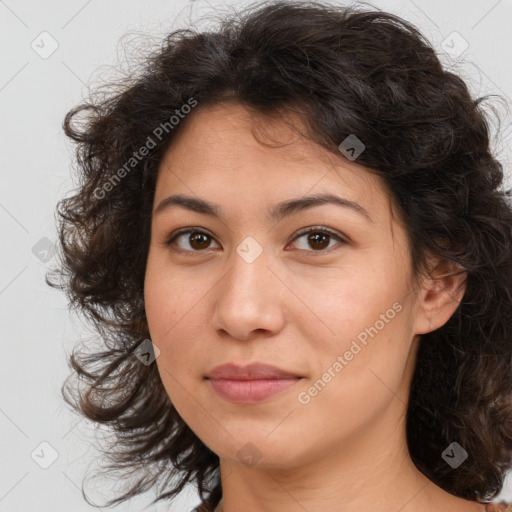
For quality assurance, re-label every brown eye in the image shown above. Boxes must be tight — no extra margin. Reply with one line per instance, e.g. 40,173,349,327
164,225,347,256
306,232,330,250
188,232,212,250
165,229,219,253
288,226,347,253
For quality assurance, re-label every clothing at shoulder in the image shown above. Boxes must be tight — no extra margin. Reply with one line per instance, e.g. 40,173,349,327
196,501,512,512
194,500,512,511
192,501,221,512
485,502,512,511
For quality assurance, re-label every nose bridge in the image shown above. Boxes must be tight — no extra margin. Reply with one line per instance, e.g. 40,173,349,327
224,234,274,304
212,235,285,339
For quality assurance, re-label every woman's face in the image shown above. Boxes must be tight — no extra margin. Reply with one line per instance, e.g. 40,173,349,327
144,102,431,470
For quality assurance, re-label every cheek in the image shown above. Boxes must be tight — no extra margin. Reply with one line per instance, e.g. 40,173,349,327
293,268,399,345
144,282,175,343
145,280,207,425
144,257,193,341
298,270,412,388
144,258,211,372
144,264,189,389
295,313,413,440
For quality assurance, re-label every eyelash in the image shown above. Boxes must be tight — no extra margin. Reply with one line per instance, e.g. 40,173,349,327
164,225,347,256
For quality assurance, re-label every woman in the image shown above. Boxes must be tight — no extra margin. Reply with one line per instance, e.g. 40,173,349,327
47,1,512,511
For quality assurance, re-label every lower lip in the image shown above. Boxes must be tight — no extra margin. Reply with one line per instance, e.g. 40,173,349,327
207,377,301,404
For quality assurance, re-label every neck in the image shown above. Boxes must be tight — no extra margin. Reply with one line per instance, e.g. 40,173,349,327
215,395,475,512
213,340,483,512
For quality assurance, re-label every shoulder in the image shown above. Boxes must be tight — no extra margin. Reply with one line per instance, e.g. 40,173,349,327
191,502,220,512
485,502,512,511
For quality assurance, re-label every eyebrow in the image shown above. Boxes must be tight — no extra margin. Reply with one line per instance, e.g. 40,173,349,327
154,192,373,223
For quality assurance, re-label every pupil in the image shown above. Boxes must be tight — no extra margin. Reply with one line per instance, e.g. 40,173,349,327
310,232,329,250
191,233,210,250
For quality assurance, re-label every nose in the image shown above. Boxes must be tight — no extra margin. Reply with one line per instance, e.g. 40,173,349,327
211,243,286,342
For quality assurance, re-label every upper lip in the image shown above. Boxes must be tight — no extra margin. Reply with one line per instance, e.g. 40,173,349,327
206,362,302,380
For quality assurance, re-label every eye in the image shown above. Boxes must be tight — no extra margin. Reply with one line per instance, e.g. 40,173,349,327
164,225,347,255
288,225,347,254
165,228,219,254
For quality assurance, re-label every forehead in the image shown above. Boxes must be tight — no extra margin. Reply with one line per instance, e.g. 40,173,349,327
154,102,391,217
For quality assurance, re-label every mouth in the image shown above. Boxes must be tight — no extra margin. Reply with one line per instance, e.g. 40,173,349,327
205,361,303,380
205,362,304,404
206,377,302,404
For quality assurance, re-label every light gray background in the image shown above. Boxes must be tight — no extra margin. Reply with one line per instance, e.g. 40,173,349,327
1,0,512,510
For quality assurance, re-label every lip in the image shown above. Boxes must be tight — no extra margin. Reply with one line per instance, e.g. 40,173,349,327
206,362,302,380
205,363,303,404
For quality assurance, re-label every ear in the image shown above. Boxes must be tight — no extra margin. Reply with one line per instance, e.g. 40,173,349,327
413,257,467,336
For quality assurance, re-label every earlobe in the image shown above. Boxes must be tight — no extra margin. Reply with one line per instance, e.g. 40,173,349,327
413,258,467,336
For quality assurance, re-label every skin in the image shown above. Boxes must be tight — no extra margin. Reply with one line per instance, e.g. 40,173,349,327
144,102,483,512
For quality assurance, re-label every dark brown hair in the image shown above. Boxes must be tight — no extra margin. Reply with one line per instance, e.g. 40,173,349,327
47,1,512,509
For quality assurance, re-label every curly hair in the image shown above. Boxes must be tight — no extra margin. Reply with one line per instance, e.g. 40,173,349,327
47,0,512,509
